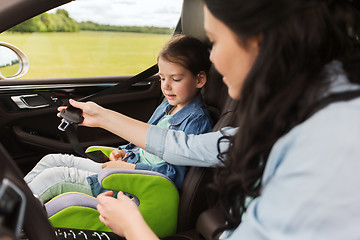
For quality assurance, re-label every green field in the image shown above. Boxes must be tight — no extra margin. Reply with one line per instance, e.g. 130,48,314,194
0,31,171,79
0,64,20,78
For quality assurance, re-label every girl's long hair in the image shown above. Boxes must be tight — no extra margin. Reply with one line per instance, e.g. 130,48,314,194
204,0,360,233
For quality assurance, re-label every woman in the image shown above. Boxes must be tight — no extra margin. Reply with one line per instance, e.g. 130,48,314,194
70,0,360,239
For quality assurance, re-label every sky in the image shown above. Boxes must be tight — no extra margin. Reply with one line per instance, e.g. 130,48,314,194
0,46,18,67
53,0,183,28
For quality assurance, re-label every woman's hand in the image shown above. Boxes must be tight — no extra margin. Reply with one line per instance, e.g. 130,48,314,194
102,160,135,170
97,191,139,236
97,191,158,239
57,99,106,128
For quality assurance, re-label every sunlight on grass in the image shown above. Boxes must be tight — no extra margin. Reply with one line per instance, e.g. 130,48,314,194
0,31,171,79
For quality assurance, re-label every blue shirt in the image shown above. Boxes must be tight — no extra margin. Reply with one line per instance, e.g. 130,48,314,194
146,61,360,239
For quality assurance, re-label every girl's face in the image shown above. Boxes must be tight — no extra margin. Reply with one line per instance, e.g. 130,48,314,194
158,57,206,112
204,6,260,100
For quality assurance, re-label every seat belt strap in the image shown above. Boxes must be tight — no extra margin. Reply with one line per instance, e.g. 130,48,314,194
65,124,110,162
80,64,158,102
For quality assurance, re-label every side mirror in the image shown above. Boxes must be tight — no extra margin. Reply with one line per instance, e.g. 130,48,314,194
0,41,29,80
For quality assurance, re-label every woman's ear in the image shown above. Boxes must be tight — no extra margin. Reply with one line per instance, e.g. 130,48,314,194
249,34,262,56
196,71,207,89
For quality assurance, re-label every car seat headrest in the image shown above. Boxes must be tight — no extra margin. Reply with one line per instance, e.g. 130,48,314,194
181,0,207,42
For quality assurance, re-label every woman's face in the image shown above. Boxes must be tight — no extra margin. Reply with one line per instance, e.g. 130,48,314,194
204,5,260,100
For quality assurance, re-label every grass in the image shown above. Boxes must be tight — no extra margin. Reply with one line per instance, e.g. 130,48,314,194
0,31,171,79
0,64,20,78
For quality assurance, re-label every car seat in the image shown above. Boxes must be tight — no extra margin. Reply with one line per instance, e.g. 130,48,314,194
45,157,180,238
44,0,240,239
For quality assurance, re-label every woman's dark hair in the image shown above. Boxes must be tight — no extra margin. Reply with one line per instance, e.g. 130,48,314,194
204,0,360,235
158,34,211,77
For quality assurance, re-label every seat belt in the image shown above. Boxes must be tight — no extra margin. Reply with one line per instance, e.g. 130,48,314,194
196,89,360,240
58,64,159,162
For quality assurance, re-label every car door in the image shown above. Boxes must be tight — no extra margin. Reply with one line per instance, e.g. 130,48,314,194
0,0,182,174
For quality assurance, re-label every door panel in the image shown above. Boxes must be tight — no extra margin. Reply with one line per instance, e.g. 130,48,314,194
0,75,162,174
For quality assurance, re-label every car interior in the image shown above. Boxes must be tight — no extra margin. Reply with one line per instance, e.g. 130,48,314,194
0,0,241,239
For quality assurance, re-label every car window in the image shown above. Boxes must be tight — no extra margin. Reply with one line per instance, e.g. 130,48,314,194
0,0,182,79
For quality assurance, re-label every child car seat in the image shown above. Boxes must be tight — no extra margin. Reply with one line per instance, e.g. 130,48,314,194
45,150,180,238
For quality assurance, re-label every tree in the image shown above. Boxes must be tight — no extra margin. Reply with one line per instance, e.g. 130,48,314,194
8,9,79,33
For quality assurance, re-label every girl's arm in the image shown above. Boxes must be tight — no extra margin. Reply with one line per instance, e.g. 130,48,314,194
97,191,159,240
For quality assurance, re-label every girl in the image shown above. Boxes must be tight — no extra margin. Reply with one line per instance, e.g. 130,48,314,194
24,34,213,202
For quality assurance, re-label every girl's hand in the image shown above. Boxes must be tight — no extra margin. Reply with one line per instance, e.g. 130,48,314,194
57,99,106,128
97,191,143,237
102,160,135,170
109,149,126,161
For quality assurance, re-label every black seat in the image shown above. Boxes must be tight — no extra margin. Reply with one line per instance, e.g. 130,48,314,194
176,67,240,234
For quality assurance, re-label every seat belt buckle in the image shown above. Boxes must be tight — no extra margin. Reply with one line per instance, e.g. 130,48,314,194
58,106,84,131
58,119,71,131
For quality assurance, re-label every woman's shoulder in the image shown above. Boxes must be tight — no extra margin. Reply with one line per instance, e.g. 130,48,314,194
271,97,360,166
277,97,360,148
263,97,360,189
302,97,360,133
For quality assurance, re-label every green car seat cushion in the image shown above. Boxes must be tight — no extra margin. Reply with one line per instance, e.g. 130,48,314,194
98,169,179,237
46,169,179,237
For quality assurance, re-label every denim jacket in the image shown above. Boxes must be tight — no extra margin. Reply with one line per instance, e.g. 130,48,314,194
87,94,213,195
